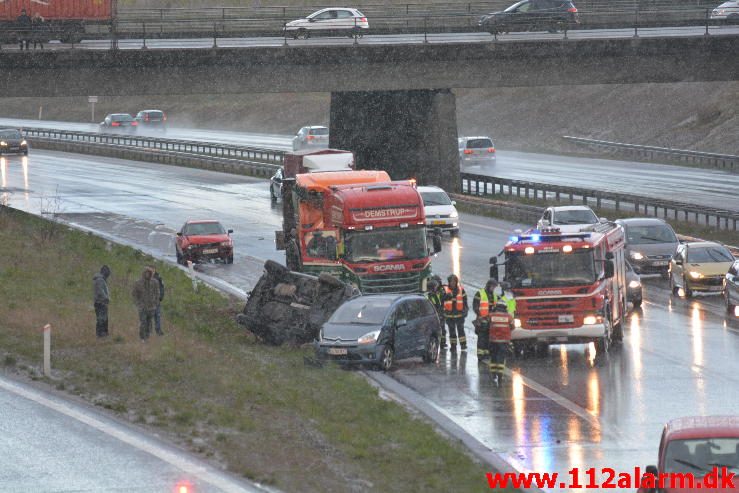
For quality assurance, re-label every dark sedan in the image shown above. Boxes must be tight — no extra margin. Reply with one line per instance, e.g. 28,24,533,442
0,128,28,156
479,0,579,35
316,294,441,371
100,113,138,133
726,260,739,317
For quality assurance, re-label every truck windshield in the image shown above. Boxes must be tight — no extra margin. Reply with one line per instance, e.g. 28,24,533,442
344,228,427,262
505,249,597,288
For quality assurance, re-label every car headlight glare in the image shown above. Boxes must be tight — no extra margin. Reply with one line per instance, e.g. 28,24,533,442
689,271,703,279
358,330,380,345
513,318,522,328
20,140,27,146
583,315,600,325
450,210,458,218
628,280,641,289
630,251,644,260
0,141,6,146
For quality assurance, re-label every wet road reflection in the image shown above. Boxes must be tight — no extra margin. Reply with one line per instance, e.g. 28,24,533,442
5,150,739,492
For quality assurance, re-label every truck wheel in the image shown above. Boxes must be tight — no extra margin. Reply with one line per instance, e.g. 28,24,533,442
225,254,234,264
595,335,609,356
612,321,624,343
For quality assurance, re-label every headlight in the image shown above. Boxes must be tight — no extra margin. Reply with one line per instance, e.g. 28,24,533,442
630,251,644,260
513,318,522,328
358,330,380,345
221,241,231,247
628,280,641,289
20,140,27,146
450,210,458,218
583,315,602,325
0,141,6,146
689,271,703,279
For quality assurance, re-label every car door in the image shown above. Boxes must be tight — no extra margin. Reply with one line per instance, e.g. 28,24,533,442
310,10,335,32
392,302,413,359
672,244,686,285
414,299,438,354
335,10,355,31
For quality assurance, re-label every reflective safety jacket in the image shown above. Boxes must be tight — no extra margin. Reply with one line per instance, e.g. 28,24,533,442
489,312,513,342
473,288,498,318
443,284,468,318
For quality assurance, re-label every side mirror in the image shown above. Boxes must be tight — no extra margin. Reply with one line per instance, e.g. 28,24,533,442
489,257,499,281
176,232,182,237
308,17,316,22
451,200,457,206
540,219,550,227
599,217,608,223
396,318,407,328
227,229,233,234
604,260,615,279
642,465,658,493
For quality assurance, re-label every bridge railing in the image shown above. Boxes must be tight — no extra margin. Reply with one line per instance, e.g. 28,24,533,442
460,172,739,231
563,136,739,171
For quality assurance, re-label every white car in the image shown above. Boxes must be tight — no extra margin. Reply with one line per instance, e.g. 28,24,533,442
458,136,496,166
711,1,739,20
285,8,369,39
537,205,605,233
418,186,459,236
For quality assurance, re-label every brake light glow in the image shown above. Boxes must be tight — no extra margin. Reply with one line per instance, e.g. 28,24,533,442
488,147,495,153
359,17,367,22
307,135,314,140
111,122,120,126
463,149,473,154
131,121,138,126
567,7,577,12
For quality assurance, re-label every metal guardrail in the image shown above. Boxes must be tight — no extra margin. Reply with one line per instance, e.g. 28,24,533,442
20,127,285,166
563,136,739,171
460,172,739,231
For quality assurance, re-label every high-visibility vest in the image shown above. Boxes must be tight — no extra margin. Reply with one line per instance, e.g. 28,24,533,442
489,312,513,342
443,285,464,313
477,289,490,317
501,293,516,316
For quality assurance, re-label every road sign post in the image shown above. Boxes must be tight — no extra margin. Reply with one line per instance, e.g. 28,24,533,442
88,96,98,122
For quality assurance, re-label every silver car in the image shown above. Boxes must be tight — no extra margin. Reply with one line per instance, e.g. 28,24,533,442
616,218,678,278
458,136,496,166
711,1,739,20
626,260,642,308
292,126,329,151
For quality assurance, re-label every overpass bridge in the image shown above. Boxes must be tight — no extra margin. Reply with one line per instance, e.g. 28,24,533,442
1,32,736,189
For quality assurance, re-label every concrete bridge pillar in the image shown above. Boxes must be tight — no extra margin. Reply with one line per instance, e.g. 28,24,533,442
329,89,459,191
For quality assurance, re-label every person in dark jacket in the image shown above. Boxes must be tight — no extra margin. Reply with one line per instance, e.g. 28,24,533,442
132,266,160,342
32,13,46,50
92,265,111,338
152,267,165,336
16,9,32,50
426,275,444,326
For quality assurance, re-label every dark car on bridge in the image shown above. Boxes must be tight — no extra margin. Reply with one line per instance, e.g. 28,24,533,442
100,113,138,134
315,294,441,371
0,128,28,156
726,259,739,317
134,109,167,132
479,0,579,35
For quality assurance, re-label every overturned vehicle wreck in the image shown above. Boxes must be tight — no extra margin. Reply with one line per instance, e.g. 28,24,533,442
236,260,357,346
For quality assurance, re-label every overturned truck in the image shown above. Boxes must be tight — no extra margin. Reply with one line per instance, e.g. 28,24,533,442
236,260,357,346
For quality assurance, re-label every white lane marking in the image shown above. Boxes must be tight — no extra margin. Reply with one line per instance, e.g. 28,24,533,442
0,376,263,493
458,220,516,233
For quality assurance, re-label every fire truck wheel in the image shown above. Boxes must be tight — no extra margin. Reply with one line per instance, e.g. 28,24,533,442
595,335,609,355
534,342,549,356
612,321,624,343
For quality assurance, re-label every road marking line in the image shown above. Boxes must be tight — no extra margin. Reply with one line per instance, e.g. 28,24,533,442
459,220,516,233
0,376,264,493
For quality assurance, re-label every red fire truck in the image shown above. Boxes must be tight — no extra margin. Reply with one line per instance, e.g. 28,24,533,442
490,223,628,355
276,170,441,293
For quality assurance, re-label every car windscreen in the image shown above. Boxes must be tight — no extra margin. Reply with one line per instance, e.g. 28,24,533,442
421,191,452,206
687,246,734,263
309,128,329,135
625,224,677,244
504,0,528,12
328,298,392,325
184,223,226,236
0,130,21,139
554,209,598,225
144,111,164,120
505,249,597,287
663,438,739,474
466,138,493,149
111,114,133,122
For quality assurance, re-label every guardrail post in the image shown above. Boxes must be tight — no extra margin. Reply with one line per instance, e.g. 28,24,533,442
633,7,639,38
354,16,359,45
424,17,428,43
142,22,148,49
213,22,218,48
704,8,710,36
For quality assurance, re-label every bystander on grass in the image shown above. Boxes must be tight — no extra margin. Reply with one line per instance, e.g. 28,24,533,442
0,206,504,492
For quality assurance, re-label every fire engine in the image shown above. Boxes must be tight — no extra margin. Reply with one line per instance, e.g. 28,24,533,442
490,222,628,355
276,170,441,293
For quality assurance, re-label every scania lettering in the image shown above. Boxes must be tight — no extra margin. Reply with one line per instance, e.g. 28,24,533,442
490,223,628,355
276,170,441,294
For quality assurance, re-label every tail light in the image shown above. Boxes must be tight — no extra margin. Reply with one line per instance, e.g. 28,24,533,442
488,147,495,153
567,7,577,12
463,149,473,154
131,121,138,126
359,17,367,22
307,135,314,140
163,114,167,121
111,122,120,126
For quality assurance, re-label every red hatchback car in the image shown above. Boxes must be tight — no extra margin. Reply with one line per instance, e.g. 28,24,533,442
638,416,739,493
175,220,234,265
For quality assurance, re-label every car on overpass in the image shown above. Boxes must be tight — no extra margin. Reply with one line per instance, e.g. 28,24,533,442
479,0,579,35
669,241,735,298
315,294,440,371
292,126,329,151
725,259,739,317
0,128,28,156
711,1,739,21
285,8,369,40
134,109,167,132
616,217,678,278
175,220,234,265
100,113,138,134
458,136,496,166
418,185,459,236
536,205,602,233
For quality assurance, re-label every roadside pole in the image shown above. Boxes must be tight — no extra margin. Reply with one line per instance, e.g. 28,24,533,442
43,324,51,377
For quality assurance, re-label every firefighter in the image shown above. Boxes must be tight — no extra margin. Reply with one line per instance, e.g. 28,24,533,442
473,279,498,363
497,281,517,317
442,274,468,352
488,300,513,385
426,275,444,327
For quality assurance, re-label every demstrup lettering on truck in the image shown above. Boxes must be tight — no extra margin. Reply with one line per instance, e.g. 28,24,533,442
351,206,418,222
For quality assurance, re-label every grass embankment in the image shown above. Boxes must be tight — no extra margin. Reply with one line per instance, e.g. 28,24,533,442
456,196,739,247
0,207,502,492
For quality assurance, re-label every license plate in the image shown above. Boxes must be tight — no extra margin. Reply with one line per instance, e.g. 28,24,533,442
556,337,568,342
558,314,574,323
327,347,347,355
202,248,218,254
432,220,446,225
707,286,724,291
652,261,669,266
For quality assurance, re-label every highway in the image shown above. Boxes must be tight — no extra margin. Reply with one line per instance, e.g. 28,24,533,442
1,25,738,50
2,117,738,210
2,149,738,491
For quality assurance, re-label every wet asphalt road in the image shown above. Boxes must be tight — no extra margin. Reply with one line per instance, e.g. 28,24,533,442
2,117,737,210
2,149,738,491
